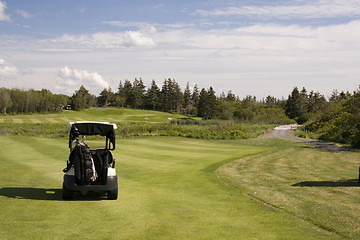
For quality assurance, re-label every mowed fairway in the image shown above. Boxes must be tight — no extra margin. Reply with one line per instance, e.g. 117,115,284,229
0,135,346,239
0,108,184,124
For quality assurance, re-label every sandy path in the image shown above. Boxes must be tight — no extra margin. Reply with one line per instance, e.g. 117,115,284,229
262,125,354,153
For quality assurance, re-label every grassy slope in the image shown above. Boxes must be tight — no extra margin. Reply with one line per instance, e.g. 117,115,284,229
0,108,185,124
0,108,275,139
1,109,358,239
0,136,337,240
218,138,360,239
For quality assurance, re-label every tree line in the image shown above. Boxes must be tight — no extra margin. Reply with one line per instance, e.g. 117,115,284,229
0,88,68,114
2,78,360,147
95,78,290,123
0,78,290,123
282,85,360,147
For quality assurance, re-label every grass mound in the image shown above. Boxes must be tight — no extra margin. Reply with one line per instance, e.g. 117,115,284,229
217,138,360,239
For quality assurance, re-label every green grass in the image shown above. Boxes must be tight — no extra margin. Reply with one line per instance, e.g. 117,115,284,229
0,135,348,240
218,138,360,239
0,108,275,139
0,108,185,124
1,108,359,239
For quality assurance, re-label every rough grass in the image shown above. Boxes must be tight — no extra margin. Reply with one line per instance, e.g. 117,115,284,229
217,138,360,239
0,108,275,139
0,136,339,240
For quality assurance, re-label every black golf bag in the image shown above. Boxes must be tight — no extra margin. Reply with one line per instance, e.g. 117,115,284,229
67,141,97,185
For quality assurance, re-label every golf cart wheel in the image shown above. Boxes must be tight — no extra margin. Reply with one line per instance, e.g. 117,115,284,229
108,188,118,200
62,183,73,200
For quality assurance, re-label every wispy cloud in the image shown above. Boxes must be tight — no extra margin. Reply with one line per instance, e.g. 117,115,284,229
78,7,86,14
16,9,33,19
196,0,360,19
93,31,156,48
48,31,156,49
0,1,10,22
103,21,152,29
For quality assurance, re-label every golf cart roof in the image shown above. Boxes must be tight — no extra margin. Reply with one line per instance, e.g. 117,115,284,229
68,121,117,149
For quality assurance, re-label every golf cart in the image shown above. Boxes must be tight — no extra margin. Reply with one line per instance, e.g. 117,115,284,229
62,121,118,200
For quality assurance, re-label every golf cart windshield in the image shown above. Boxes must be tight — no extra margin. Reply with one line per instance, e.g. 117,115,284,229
69,121,117,150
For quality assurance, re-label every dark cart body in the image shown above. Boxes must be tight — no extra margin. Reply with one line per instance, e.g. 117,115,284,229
62,121,118,200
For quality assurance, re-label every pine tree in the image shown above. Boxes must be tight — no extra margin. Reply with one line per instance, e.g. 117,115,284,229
285,87,309,123
207,87,217,119
116,81,126,107
226,90,236,102
198,88,209,119
98,87,114,107
122,80,133,107
132,78,146,109
160,78,183,112
183,82,192,115
145,80,160,110
192,84,199,109
197,87,218,120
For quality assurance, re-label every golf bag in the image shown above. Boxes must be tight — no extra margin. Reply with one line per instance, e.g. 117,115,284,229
64,141,97,185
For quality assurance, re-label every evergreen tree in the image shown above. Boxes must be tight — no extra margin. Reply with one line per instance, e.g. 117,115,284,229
226,90,236,102
285,87,309,123
192,84,199,109
197,87,217,119
116,81,126,107
122,80,133,107
160,78,183,112
329,90,350,103
98,87,114,107
160,78,172,111
264,95,277,107
207,87,217,119
197,88,209,119
307,91,327,113
183,82,192,115
145,80,160,110
132,78,146,109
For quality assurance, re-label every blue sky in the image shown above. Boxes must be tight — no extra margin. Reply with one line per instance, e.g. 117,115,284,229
1,0,360,98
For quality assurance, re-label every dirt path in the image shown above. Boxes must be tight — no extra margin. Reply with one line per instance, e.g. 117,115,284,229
262,125,354,153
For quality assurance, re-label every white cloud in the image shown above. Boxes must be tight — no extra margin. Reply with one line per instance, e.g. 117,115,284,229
0,1,10,21
57,66,109,94
1,15,360,98
92,31,156,48
164,20,360,52
196,0,360,19
49,31,156,49
16,9,33,19
0,59,18,80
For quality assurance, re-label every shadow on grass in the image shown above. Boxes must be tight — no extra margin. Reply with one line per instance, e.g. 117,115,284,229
0,187,107,201
0,187,63,201
292,179,360,187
